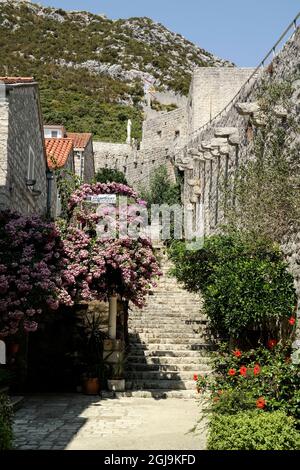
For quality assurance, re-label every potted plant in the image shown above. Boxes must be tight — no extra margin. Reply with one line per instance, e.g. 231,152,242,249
82,364,101,395
81,313,105,396
107,353,126,392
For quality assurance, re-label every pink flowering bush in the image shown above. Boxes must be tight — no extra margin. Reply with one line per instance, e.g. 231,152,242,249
0,184,160,337
68,182,139,211
0,211,72,337
63,182,161,307
62,228,161,307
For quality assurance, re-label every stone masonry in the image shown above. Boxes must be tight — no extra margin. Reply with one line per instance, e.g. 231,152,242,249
175,27,300,331
0,80,48,215
93,68,255,189
119,248,212,398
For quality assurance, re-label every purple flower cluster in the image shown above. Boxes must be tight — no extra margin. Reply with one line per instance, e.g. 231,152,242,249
0,211,72,337
0,185,161,338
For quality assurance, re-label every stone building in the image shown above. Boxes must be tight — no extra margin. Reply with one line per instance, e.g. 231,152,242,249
0,77,48,216
44,125,94,182
44,137,74,217
66,132,94,182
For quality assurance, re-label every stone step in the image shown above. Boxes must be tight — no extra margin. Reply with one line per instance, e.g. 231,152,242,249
10,396,24,411
125,371,206,380
129,327,207,333
129,342,212,351
129,333,207,341
126,362,211,372
126,355,212,365
128,320,207,327
126,379,196,390
115,389,198,399
128,348,212,357
129,337,207,345
129,315,206,321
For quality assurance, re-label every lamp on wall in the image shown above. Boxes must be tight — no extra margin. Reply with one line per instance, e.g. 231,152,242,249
25,178,37,187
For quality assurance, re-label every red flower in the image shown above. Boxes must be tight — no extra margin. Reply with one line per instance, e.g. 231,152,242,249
213,396,220,403
217,390,223,396
253,364,261,375
228,368,236,376
288,317,296,326
239,366,247,377
233,349,242,358
256,397,266,409
193,374,198,381
267,339,277,349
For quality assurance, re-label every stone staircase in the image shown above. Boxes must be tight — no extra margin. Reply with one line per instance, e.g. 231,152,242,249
118,248,213,398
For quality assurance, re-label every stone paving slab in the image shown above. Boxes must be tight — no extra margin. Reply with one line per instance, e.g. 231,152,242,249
13,394,207,450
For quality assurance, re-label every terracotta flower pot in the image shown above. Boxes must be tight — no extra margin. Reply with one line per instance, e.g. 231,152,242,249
83,378,100,395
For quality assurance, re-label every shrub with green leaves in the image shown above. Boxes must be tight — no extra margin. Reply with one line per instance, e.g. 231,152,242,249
94,169,128,185
169,234,296,340
207,410,300,450
198,343,300,420
0,394,13,450
139,166,181,207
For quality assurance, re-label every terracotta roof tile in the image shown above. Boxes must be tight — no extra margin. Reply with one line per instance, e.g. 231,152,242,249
0,77,35,84
45,138,73,170
67,132,92,150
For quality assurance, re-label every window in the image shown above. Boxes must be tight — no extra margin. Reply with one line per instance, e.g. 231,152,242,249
27,146,35,182
175,130,180,139
157,131,162,138
51,130,58,138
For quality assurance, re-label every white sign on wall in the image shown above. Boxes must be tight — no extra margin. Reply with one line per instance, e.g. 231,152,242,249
85,194,117,205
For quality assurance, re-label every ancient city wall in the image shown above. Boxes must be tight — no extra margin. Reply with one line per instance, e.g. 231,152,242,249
93,137,176,189
177,27,300,324
141,106,188,150
187,67,257,133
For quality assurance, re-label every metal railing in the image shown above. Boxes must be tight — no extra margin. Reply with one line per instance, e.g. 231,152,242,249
190,11,300,139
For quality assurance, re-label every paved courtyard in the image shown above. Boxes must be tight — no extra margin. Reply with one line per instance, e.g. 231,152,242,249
13,394,207,450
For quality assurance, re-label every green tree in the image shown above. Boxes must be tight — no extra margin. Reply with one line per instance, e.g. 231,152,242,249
94,169,128,185
139,165,181,206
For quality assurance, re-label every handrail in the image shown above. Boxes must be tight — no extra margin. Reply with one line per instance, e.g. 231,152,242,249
190,11,300,139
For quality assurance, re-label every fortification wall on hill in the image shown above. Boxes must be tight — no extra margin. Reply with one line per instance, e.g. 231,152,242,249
176,27,300,329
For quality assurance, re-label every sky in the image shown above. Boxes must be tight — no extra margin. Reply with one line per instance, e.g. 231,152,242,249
38,1,300,66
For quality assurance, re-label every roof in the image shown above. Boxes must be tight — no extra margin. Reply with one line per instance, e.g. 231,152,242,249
66,132,92,150
45,138,74,170
0,77,35,85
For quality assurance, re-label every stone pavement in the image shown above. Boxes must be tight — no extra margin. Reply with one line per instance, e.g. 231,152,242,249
13,394,207,450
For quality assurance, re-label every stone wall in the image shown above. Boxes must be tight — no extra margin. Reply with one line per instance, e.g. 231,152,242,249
93,140,175,189
73,138,95,182
187,67,257,134
83,138,95,182
141,107,188,150
176,27,300,329
0,83,48,216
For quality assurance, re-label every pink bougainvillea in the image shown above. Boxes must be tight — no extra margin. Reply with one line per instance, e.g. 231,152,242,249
61,228,161,307
0,183,161,337
0,211,72,337
63,182,161,307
